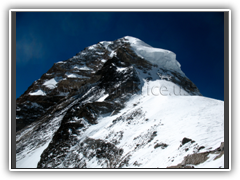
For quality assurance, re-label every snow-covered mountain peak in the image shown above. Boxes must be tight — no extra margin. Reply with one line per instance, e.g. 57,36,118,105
16,36,224,169
121,36,182,74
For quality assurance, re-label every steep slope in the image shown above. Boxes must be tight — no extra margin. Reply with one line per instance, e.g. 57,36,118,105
16,36,223,169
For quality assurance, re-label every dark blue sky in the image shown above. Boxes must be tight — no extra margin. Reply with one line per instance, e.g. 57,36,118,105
16,12,224,100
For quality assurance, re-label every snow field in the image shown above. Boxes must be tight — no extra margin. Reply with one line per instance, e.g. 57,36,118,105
71,80,224,168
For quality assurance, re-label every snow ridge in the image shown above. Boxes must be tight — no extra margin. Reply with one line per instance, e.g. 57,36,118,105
123,36,183,74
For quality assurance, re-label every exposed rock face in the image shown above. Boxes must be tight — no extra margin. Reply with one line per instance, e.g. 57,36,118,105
16,36,224,169
167,142,224,168
181,137,195,145
38,137,124,168
16,42,108,132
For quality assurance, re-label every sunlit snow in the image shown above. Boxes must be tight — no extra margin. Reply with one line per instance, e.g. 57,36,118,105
123,36,183,74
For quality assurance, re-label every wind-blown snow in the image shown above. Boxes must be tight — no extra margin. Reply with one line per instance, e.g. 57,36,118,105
123,36,183,74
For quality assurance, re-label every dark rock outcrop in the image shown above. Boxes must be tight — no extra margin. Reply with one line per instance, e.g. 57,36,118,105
181,137,195,145
167,142,224,169
154,143,168,149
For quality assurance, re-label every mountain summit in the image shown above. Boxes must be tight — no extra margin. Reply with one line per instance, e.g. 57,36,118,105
16,36,224,169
